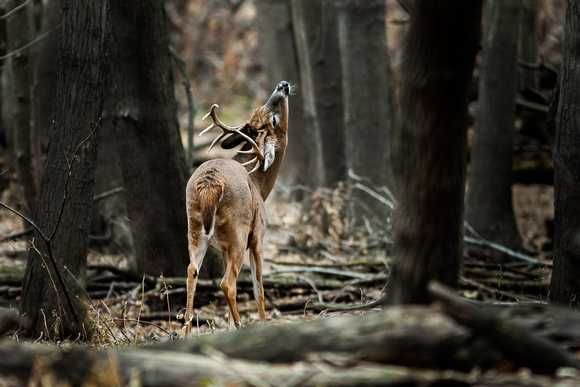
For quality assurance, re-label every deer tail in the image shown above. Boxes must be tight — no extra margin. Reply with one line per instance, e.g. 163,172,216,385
195,168,226,236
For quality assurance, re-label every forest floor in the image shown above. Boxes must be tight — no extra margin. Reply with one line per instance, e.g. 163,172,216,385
0,167,576,386
0,180,555,345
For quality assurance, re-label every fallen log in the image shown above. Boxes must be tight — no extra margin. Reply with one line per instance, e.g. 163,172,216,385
147,305,499,370
3,341,576,386
1,303,580,385
428,281,580,374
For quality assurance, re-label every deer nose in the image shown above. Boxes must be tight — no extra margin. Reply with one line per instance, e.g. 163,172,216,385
277,81,290,95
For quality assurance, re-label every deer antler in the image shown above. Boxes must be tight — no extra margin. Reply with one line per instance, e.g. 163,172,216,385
201,104,264,174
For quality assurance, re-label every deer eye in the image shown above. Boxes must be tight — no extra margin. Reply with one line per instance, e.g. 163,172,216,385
272,116,277,126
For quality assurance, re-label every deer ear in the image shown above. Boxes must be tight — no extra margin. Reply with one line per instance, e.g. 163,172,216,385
221,123,251,149
263,137,276,172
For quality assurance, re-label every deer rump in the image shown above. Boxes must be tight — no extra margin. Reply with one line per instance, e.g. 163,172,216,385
190,159,265,241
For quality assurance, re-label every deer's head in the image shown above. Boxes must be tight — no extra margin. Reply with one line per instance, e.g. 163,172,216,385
218,81,291,172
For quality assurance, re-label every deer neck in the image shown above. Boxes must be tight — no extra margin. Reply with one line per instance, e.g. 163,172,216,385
233,135,287,201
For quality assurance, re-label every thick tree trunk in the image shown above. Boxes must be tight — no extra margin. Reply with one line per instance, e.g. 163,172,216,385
256,0,311,198
465,0,523,253
20,0,108,339
291,0,345,188
91,90,132,256
388,1,482,304
109,0,189,277
336,0,395,222
6,0,37,219
550,0,580,307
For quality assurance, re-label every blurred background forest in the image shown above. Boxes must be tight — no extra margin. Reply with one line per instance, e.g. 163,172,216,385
0,0,570,342
3,0,580,385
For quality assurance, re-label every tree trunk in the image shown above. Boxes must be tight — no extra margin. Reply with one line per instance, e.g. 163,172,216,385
519,0,545,140
20,0,108,339
291,0,345,188
0,3,14,179
0,10,8,195
109,0,189,277
32,0,60,190
91,90,133,256
550,0,580,307
336,0,395,222
388,0,482,304
5,0,37,219
465,0,523,253
255,0,311,199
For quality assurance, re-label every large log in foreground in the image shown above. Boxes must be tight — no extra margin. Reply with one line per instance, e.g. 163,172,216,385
4,342,575,386
1,283,580,385
150,303,488,369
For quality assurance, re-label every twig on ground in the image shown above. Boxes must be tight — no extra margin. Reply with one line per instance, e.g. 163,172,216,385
464,236,551,266
264,266,368,279
112,318,175,338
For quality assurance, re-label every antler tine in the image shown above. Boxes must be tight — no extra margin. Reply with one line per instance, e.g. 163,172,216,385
240,131,267,175
200,104,265,174
201,104,238,153
201,104,262,155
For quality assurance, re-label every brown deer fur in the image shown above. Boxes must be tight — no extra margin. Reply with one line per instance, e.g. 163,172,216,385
184,82,290,335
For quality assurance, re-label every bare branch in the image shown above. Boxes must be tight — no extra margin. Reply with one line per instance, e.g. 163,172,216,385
0,0,30,20
49,120,100,241
0,24,61,62
464,236,551,266
93,187,125,202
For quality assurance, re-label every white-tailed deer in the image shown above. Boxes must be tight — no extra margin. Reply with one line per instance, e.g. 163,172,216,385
184,81,290,335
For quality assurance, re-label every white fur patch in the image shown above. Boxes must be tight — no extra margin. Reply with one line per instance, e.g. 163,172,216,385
263,138,276,172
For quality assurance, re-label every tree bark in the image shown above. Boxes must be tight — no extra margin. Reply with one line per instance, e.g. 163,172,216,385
0,3,14,178
91,91,132,256
5,0,37,219
388,0,482,304
336,0,395,222
550,0,580,307
32,0,60,190
465,0,523,253
291,0,345,188
109,0,189,277
20,0,108,339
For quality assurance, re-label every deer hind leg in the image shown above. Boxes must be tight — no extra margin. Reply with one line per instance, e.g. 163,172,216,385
249,236,267,323
220,245,245,329
184,220,211,337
